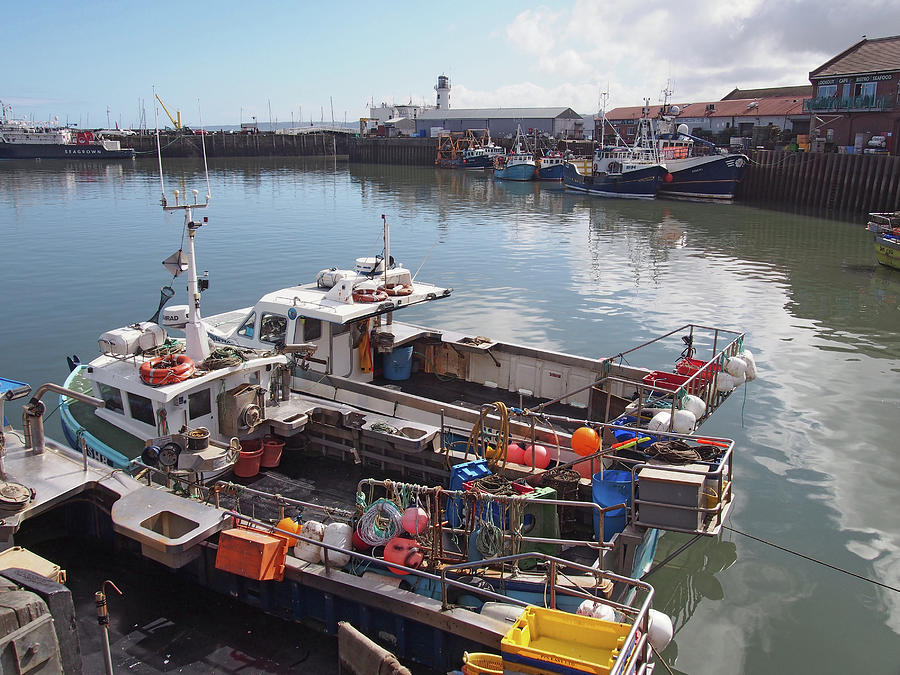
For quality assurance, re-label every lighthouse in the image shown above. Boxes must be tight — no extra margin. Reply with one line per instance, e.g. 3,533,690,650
435,75,450,110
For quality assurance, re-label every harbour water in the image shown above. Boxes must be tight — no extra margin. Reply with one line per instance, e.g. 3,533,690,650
2,157,899,673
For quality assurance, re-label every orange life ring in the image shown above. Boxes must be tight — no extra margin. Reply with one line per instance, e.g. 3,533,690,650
139,355,195,386
352,288,389,303
378,283,413,297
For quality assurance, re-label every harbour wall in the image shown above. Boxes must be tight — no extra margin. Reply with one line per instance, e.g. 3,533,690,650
124,131,350,157
740,150,900,216
349,137,437,165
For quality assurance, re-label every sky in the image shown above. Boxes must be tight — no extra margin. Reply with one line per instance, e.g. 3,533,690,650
4,0,900,128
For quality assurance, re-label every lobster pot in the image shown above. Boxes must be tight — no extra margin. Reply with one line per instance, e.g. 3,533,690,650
321,522,352,567
295,520,325,563
383,346,414,381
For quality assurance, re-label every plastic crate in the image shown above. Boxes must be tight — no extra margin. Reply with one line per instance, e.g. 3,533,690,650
501,606,633,675
446,459,492,527
675,357,719,383
215,528,288,581
462,479,534,527
641,370,690,392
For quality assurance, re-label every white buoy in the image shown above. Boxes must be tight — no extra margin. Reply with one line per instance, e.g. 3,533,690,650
741,349,758,381
680,394,707,419
295,520,325,563
576,600,616,622
647,609,674,651
725,356,747,379
715,372,736,392
648,409,696,434
322,522,352,567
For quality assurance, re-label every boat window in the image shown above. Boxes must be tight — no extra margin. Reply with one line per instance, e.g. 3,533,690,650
98,383,124,414
332,322,349,336
260,313,287,344
189,389,212,420
128,392,155,426
237,312,256,338
301,317,322,342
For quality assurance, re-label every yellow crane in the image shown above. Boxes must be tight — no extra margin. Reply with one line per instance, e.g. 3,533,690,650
154,94,182,130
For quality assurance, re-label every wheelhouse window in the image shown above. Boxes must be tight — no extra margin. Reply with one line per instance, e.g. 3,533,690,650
332,321,350,337
260,313,287,344
189,389,212,420
237,312,256,338
128,393,155,426
301,317,322,342
98,384,124,413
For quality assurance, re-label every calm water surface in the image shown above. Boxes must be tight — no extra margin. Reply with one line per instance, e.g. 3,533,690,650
2,158,899,674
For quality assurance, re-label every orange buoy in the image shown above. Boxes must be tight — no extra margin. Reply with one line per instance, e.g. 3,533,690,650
571,426,601,457
352,288,389,303
276,517,300,547
384,536,423,575
139,355,194,386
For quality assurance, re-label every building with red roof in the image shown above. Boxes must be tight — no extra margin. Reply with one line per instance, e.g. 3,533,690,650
805,35,900,153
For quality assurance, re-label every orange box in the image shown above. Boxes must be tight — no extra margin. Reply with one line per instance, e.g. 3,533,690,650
215,527,287,581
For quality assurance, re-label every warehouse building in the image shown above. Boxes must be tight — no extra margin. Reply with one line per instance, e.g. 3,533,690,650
415,107,586,139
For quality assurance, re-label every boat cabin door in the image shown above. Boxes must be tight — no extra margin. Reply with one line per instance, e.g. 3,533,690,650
293,317,353,376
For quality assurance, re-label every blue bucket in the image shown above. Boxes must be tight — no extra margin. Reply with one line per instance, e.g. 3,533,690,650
383,345,414,381
592,470,633,541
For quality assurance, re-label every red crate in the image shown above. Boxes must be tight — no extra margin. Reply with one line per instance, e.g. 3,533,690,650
642,370,691,392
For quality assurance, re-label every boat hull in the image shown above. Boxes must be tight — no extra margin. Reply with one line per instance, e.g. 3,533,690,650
460,155,493,170
658,154,747,200
0,142,135,159
538,163,564,181
563,162,664,199
874,233,900,269
494,163,536,181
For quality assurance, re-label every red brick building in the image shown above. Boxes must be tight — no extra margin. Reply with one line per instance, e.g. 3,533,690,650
806,35,900,154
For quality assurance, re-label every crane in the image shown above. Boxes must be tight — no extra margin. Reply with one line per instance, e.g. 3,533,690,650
154,94,182,130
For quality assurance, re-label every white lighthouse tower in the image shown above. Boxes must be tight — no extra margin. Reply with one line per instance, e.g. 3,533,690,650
435,74,450,110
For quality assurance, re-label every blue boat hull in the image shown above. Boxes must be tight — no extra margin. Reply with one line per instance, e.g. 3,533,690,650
563,162,664,199
658,154,748,200
538,163,564,180
494,163,536,181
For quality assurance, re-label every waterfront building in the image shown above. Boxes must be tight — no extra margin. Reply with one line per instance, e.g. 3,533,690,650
415,107,585,139
603,91,809,146
805,34,900,154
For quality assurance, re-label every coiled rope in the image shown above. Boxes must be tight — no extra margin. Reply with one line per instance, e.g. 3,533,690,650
202,346,249,370
356,498,402,547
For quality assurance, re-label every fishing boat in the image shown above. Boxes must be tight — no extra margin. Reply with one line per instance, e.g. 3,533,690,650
0,103,135,160
866,212,900,269
537,151,566,180
564,102,667,199
50,137,760,670
5,373,681,672
460,147,493,169
493,126,536,181
651,100,748,201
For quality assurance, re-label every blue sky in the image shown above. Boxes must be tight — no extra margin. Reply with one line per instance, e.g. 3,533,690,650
5,0,898,128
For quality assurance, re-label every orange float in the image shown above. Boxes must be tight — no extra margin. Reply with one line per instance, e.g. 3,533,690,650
352,288,389,303
571,427,601,456
139,355,195,386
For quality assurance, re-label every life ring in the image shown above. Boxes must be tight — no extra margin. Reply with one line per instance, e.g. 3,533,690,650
352,288,389,303
592,162,598,173
378,283,413,297
139,355,195,386
608,161,622,174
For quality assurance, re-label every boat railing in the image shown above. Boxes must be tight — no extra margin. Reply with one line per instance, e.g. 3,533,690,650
867,212,900,234
356,478,621,549
220,506,655,668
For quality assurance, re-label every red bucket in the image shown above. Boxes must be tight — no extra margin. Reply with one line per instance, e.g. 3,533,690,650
234,439,263,478
261,436,285,468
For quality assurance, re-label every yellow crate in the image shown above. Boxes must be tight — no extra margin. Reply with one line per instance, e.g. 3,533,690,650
0,546,65,583
501,606,632,675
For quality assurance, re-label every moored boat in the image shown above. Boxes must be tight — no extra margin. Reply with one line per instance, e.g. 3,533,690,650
537,152,565,180
0,102,135,160
866,211,900,269
652,101,748,201
493,126,536,181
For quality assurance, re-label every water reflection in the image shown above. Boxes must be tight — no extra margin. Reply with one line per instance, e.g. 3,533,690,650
1,158,899,672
